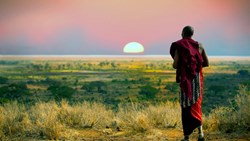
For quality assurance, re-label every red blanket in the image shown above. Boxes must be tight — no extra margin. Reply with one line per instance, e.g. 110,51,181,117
170,37,203,101
170,38,204,135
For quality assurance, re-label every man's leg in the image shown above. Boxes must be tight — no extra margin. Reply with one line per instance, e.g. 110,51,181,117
198,126,204,141
181,107,191,141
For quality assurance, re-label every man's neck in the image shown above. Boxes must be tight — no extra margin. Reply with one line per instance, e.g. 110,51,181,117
182,36,192,39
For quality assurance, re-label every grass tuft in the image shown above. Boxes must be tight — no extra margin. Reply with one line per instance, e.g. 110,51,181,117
204,85,250,133
0,86,249,140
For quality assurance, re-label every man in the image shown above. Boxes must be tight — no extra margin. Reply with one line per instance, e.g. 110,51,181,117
170,26,209,141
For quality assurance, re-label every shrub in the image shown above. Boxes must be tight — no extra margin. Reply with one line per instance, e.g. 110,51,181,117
146,102,181,128
165,82,179,94
0,76,8,84
115,101,181,133
48,85,76,100
237,70,249,76
0,85,248,140
204,85,250,133
82,81,107,93
29,101,63,140
0,83,30,100
139,85,159,99
0,102,32,139
58,100,113,128
115,103,151,132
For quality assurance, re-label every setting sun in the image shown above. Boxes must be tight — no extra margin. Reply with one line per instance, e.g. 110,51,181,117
123,42,144,53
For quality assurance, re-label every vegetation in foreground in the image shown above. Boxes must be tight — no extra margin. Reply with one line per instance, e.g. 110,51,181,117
0,56,250,140
0,86,249,140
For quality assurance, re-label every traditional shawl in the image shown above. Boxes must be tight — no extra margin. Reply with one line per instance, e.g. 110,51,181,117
170,38,205,135
170,38,203,101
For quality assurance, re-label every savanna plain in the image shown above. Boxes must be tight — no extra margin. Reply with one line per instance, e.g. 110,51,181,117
0,55,249,141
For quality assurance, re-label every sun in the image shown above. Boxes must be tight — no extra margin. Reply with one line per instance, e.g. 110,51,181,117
123,42,144,53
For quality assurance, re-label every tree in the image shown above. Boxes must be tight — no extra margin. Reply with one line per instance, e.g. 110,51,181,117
62,77,67,81
111,62,116,68
81,81,107,94
209,85,226,95
74,79,79,87
82,83,95,92
238,70,249,76
91,81,107,93
139,85,158,99
165,82,179,94
138,77,150,84
157,78,162,86
48,84,76,100
40,78,60,85
0,76,8,84
44,62,51,71
0,83,29,100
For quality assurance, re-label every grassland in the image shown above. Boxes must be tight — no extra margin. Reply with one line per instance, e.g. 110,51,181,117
0,55,249,140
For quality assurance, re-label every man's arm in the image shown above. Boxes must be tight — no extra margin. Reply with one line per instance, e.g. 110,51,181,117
173,50,179,69
199,43,209,67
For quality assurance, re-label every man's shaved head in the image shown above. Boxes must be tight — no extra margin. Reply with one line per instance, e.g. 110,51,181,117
182,26,194,38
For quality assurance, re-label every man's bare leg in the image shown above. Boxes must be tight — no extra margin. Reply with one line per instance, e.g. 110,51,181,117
198,126,204,141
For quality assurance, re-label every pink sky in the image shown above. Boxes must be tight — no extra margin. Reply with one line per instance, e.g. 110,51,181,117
0,0,249,55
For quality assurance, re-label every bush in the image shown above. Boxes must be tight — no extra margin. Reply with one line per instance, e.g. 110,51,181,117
165,82,179,94
0,102,32,139
58,100,113,128
139,85,158,99
115,101,181,133
115,103,151,132
29,101,63,140
81,81,107,93
204,85,250,133
0,77,8,84
237,70,249,76
208,85,226,95
146,102,181,128
0,83,30,100
0,85,248,140
48,85,76,100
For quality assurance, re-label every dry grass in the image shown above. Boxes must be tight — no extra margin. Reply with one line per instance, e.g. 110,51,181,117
115,101,181,133
29,101,63,140
0,102,31,140
58,100,114,128
115,103,152,132
146,101,181,128
0,86,249,140
204,85,250,133
0,100,115,140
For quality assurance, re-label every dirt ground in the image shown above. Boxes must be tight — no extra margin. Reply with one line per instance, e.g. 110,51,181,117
7,127,250,141
54,128,250,141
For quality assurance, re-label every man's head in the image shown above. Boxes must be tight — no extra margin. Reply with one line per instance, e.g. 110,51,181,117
182,26,194,38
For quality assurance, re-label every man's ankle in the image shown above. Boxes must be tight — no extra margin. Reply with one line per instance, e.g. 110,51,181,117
184,135,189,140
198,132,204,137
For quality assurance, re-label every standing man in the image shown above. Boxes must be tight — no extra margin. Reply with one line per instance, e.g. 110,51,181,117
170,26,209,141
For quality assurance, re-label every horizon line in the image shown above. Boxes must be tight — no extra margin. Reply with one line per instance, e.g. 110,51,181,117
0,54,250,58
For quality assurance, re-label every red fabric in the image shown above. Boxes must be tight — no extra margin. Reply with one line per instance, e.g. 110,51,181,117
191,69,203,122
170,38,203,101
182,106,202,135
182,69,203,136
171,38,204,135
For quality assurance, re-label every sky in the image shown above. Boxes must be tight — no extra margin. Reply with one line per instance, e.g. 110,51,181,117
0,0,249,56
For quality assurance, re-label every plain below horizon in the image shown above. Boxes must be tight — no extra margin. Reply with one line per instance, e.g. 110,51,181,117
0,55,249,59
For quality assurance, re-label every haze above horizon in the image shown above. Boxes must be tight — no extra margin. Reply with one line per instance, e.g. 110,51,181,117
0,0,249,56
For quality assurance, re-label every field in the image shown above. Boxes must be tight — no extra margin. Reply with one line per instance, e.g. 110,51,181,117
0,55,250,140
